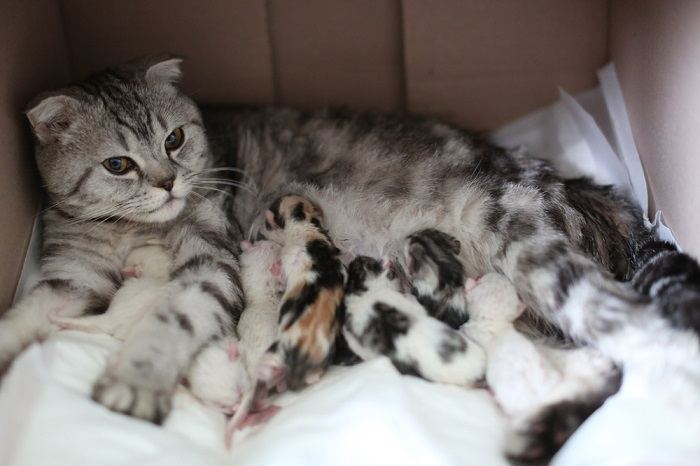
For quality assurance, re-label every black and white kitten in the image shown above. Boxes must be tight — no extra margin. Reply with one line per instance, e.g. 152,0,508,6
343,255,486,386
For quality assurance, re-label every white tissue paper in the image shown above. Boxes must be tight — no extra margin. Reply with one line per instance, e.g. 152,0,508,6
1,64,692,466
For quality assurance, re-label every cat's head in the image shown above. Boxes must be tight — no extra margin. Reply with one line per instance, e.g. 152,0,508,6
26,56,209,224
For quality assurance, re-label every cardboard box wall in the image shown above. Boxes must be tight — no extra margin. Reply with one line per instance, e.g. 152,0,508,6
1,0,698,310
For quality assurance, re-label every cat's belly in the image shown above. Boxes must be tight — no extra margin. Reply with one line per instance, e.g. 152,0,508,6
306,184,495,275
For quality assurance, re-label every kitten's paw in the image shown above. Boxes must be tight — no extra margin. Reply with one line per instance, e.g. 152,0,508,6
92,372,172,424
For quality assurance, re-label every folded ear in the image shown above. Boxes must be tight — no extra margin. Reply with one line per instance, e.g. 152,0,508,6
26,95,80,144
145,56,183,84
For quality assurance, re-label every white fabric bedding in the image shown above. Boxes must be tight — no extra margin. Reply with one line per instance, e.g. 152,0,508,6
1,64,696,466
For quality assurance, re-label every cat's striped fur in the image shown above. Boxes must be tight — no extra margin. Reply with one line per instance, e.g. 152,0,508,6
1,57,244,423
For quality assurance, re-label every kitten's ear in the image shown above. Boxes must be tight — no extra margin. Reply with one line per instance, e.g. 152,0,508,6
145,57,183,84
26,95,80,144
240,240,254,251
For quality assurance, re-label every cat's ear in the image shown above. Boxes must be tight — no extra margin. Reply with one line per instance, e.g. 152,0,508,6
145,56,183,84
26,94,80,144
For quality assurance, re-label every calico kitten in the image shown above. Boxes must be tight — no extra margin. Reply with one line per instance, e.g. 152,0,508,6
261,194,345,391
404,229,470,328
343,255,486,385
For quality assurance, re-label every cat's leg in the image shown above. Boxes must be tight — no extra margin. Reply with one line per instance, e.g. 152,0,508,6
91,209,244,423
0,279,109,375
494,234,695,459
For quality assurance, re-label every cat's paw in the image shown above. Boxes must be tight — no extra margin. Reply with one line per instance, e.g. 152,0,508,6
92,371,173,424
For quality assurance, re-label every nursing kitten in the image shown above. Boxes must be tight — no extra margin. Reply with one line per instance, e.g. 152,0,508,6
49,244,170,338
225,239,285,446
261,194,345,390
404,229,470,328
343,256,486,385
2,57,244,423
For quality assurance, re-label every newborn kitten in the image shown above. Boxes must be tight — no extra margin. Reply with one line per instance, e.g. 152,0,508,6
225,239,284,446
343,255,485,386
49,244,170,339
460,273,618,462
404,229,470,329
51,244,249,415
261,194,345,391
187,337,250,415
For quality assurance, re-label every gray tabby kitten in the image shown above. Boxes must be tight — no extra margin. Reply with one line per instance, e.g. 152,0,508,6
0,57,244,422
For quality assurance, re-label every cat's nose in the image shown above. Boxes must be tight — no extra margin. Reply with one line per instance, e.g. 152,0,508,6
158,178,175,192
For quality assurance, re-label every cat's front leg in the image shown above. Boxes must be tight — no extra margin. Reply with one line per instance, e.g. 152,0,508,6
92,217,244,423
0,280,102,375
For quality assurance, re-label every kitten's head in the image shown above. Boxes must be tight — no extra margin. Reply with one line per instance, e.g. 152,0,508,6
26,56,209,223
264,195,323,231
405,228,464,294
345,255,400,295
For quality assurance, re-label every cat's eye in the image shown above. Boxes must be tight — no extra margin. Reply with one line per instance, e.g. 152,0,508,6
102,156,135,175
164,127,184,152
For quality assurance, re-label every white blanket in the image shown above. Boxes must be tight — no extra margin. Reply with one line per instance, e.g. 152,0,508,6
1,64,696,466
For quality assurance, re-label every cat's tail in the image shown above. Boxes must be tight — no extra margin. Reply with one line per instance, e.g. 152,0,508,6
562,177,648,281
629,238,700,336
505,369,622,463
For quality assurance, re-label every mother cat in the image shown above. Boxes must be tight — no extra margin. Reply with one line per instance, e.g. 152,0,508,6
1,57,696,423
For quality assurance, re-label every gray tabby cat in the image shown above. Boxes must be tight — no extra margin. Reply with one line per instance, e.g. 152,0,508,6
0,57,244,422
2,57,698,431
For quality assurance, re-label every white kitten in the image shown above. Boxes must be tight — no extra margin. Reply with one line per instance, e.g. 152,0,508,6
49,244,171,339
224,240,284,447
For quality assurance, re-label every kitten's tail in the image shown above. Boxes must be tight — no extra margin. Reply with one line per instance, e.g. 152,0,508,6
224,386,256,448
48,313,110,334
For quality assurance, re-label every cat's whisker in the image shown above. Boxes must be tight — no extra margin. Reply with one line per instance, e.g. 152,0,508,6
194,178,257,193
192,181,255,196
191,185,235,198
